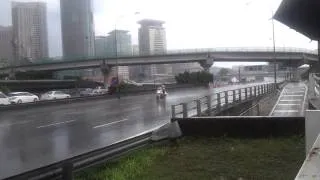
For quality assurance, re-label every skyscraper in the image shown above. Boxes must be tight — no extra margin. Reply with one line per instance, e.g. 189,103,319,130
138,19,169,79
60,0,95,58
0,26,13,67
95,36,108,57
105,30,132,80
12,2,48,64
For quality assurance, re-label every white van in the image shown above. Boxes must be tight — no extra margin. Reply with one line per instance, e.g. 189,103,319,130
0,92,10,105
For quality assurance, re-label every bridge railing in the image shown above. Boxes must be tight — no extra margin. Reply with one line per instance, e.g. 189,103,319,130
171,83,278,118
312,73,320,97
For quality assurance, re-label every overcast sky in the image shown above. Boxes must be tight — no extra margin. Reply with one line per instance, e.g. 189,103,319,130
0,0,317,67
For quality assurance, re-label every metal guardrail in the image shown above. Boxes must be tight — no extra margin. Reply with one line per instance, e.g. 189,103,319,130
4,131,153,180
311,73,320,97
171,83,280,118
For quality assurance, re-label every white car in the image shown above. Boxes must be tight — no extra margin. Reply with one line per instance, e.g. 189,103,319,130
0,92,10,105
41,91,71,100
8,92,39,104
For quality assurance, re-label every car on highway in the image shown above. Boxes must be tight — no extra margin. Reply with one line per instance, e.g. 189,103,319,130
79,88,93,96
92,86,108,95
8,92,39,104
0,92,10,105
40,91,71,100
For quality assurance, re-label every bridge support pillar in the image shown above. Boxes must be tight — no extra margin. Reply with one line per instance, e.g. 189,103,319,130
100,63,113,88
8,71,16,80
199,57,214,72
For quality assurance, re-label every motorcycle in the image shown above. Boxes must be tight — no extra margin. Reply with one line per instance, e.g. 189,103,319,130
156,88,168,100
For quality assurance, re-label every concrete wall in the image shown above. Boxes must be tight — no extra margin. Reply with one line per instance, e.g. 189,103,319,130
172,117,305,138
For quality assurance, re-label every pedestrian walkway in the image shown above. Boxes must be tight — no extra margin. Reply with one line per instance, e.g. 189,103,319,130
269,82,307,117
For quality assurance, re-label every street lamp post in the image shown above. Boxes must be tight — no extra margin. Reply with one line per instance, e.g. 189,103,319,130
114,12,140,98
271,11,277,85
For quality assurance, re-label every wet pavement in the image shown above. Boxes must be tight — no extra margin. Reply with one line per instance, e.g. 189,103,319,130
0,82,269,179
269,82,307,117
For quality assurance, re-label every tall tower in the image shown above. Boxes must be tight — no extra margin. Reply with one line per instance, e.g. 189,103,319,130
60,0,95,58
138,19,169,80
12,2,48,64
0,26,13,67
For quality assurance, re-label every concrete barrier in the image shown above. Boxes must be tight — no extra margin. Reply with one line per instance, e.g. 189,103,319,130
172,116,305,138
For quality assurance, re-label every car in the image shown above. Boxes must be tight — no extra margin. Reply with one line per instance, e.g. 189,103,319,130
93,86,108,95
8,92,39,104
0,92,10,105
40,91,71,100
80,88,93,96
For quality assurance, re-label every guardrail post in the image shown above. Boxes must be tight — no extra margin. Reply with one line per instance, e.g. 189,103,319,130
62,162,73,180
224,91,228,106
256,103,260,116
245,88,248,100
232,90,236,103
217,93,221,112
207,95,212,116
171,105,176,118
196,100,201,116
264,84,267,94
261,85,264,94
249,87,252,98
182,103,188,118
254,86,257,97
239,89,242,102
265,84,268,94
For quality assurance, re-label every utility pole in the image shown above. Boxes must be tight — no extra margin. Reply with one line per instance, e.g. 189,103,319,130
272,11,277,85
238,66,241,84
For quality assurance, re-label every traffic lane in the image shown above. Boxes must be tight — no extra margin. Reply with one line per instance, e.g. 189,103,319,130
0,97,167,146
0,104,169,179
0,82,268,153
0,82,269,178
0,82,269,153
0,82,265,128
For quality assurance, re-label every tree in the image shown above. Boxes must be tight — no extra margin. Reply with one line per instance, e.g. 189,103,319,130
175,71,213,85
218,68,229,77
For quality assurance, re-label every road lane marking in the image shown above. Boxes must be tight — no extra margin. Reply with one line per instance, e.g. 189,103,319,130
284,91,305,94
301,84,308,116
283,95,304,97
93,118,129,129
280,100,301,102
269,85,286,116
277,104,300,106
37,120,76,128
273,110,299,113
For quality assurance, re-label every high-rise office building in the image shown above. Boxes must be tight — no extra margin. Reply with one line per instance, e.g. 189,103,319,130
105,30,132,80
138,19,170,79
60,0,95,58
95,36,108,57
0,26,13,67
12,2,48,64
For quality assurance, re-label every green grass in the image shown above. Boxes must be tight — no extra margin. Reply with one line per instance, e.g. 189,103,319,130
75,136,305,180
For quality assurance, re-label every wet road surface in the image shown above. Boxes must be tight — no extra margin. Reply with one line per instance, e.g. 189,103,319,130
0,82,269,179
269,82,307,117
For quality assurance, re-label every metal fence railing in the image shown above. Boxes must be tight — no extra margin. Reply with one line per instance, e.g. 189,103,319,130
311,73,320,97
171,83,281,118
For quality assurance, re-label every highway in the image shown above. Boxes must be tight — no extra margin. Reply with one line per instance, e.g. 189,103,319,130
0,82,269,179
270,82,307,117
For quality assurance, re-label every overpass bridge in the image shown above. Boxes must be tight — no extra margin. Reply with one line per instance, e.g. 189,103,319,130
0,47,317,74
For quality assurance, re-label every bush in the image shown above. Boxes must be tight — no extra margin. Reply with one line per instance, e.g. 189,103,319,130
175,71,213,84
0,86,10,94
